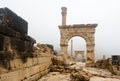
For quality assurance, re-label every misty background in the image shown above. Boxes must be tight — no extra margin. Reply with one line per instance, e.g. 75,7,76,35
0,0,120,60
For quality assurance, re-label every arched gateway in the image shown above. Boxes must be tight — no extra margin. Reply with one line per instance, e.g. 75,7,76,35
74,51,85,62
59,7,98,66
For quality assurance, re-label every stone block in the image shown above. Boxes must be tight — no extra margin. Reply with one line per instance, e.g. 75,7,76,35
26,58,32,67
32,58,38,66
38,57,47,64
30,65,40,75
10,60,14,70
0,7,28,34
39,64,46,72
0,67,8,74
23,69,49,81
0,54,52,81
22,61,27,68
0,70,20,81
14,59,20,69
45,62,51,69
116,71,120,76
19,68,31,80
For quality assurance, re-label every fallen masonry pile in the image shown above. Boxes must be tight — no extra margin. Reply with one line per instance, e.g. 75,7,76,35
49,56,120,81
70,70,91,81
52,55,64,65
70,67,120,81
33,43,55,57
93,58,120,75
50,56,91,81
70,59,120,81
0,7,54,81
50,55,65,72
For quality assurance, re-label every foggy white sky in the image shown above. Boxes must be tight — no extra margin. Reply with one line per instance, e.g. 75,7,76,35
0,0,120,59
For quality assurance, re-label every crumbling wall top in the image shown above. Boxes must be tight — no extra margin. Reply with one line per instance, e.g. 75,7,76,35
0,7,28,34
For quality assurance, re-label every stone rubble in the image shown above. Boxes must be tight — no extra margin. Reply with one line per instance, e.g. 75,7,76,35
38,62,120,81
93,58,120,75
38,72,71,81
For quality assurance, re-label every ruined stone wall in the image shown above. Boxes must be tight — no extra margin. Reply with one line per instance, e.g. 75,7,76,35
0,44,54,81
0,7,54,81
94,58,120,75
0,7,35,69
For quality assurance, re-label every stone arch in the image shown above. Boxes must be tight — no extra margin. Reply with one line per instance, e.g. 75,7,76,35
74,51,85,62
67,36,86,63
59,24,97,66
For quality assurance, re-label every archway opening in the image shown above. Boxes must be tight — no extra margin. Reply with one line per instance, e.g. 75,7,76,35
76,54,82,62
67,36,86,63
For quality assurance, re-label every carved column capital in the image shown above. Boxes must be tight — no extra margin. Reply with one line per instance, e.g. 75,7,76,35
61,7,67,16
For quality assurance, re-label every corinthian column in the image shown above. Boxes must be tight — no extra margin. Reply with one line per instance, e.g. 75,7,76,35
61,7,67,26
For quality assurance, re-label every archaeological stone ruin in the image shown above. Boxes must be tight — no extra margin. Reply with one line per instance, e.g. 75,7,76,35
0,7,55,81
0,7,120,81
0,7,36,65
59,7,97,66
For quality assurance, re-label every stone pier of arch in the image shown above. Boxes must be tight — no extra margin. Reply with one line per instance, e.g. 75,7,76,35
59,24,97,66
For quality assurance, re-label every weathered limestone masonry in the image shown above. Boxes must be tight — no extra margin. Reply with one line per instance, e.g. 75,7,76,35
59,25,97,66
0,7,54,81
74,51,85,62
59,7,97,66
